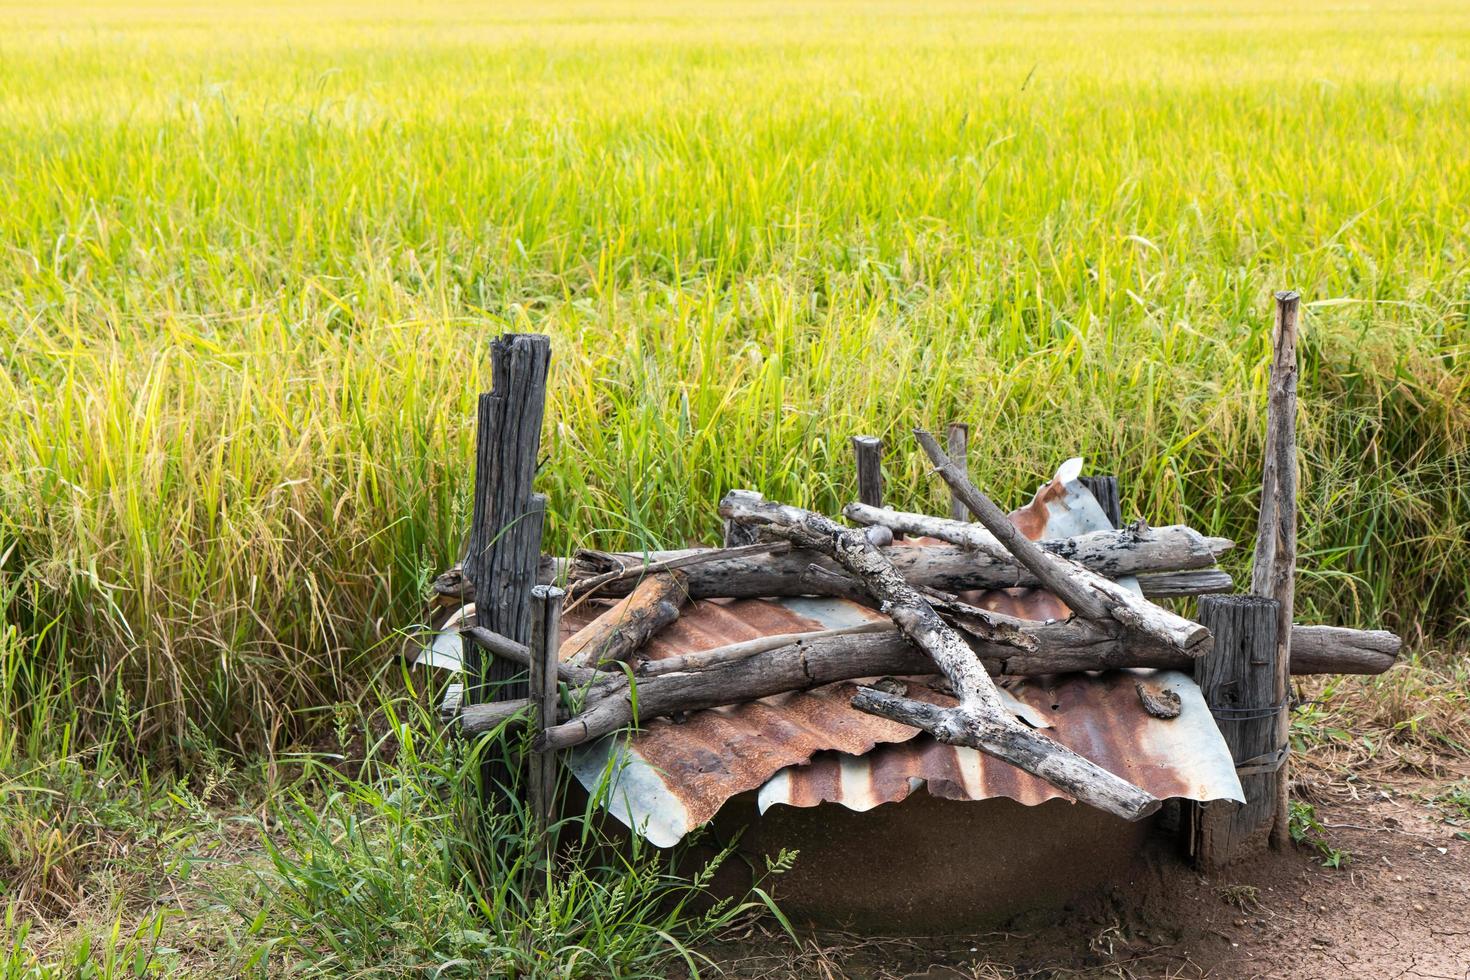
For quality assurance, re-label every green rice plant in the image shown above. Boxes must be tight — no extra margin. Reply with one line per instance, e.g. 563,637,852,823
2,0,1467,758
0,1,1466,969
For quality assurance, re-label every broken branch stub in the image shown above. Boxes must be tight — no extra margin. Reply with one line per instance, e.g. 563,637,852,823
561,571,688,669
718,491,1161,822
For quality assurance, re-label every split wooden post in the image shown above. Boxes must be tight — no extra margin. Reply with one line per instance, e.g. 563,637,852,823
851,435,884,507
945,423,970,522
1079,475,1123,530
1253,290,1300,849
527,584,565,844
1190,594,1281,869
467,334,552,706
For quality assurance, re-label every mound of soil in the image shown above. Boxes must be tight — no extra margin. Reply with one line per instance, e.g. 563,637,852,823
706,781,1469,978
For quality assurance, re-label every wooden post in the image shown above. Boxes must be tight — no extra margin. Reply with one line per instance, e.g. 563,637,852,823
527,584,564,844
851,435,884,508
1079,474,1122,530
467,334,551,707
1191,594,1281,868
1253,291,1300,849
852,434,898,540
945,423,970,522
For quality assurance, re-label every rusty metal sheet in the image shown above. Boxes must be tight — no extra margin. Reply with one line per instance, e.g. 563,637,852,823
756,670,1235,813
568,460,1243,848
566,595,1051,846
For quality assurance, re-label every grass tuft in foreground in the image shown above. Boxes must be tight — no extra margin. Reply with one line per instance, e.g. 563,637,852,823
1,663,792,978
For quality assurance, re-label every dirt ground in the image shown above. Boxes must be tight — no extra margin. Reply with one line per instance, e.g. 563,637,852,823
705,771,1470,979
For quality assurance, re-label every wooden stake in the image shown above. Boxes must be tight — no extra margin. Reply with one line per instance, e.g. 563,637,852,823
467,334,551,705
527,585,564,844
1190,594,1280,869
1253,290,1300,849
945,423,970,521
851,436,884,508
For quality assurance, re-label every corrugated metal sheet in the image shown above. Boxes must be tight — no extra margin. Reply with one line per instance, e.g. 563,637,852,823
567,460,1243,847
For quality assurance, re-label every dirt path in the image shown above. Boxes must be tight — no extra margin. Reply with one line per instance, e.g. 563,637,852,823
708,776,1469,979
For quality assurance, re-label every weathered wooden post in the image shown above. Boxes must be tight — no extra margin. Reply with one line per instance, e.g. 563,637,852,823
945,423,970,522
1078,474,1123,530
1190,593,1281,868
1253,290,1300,848
851,435,884,509
527,584,565,842
851,434,899,539
466,334,551,793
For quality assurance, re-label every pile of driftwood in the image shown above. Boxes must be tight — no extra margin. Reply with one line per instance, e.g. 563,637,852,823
430,295,1402,870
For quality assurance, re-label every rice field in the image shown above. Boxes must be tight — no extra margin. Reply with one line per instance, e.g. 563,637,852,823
1,0,1468,973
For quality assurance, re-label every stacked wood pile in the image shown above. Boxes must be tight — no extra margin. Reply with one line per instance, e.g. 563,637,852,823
432,294,1402,868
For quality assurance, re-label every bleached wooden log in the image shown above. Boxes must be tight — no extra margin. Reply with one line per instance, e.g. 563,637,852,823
637,620,894,676
561,572,687,668
717,492,1160,822
1134,569,1234,597
457,577,1397,688
972,620,1401,677
440,554,1229,606
914,430,1212,658
843,503,1232,576
565,523,1231,604
1289,624,1399,674
522,631,935,743
462,619,1402,737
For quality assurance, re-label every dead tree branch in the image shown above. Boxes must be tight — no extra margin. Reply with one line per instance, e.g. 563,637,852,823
718,492,1161,822
915,430,1211,658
